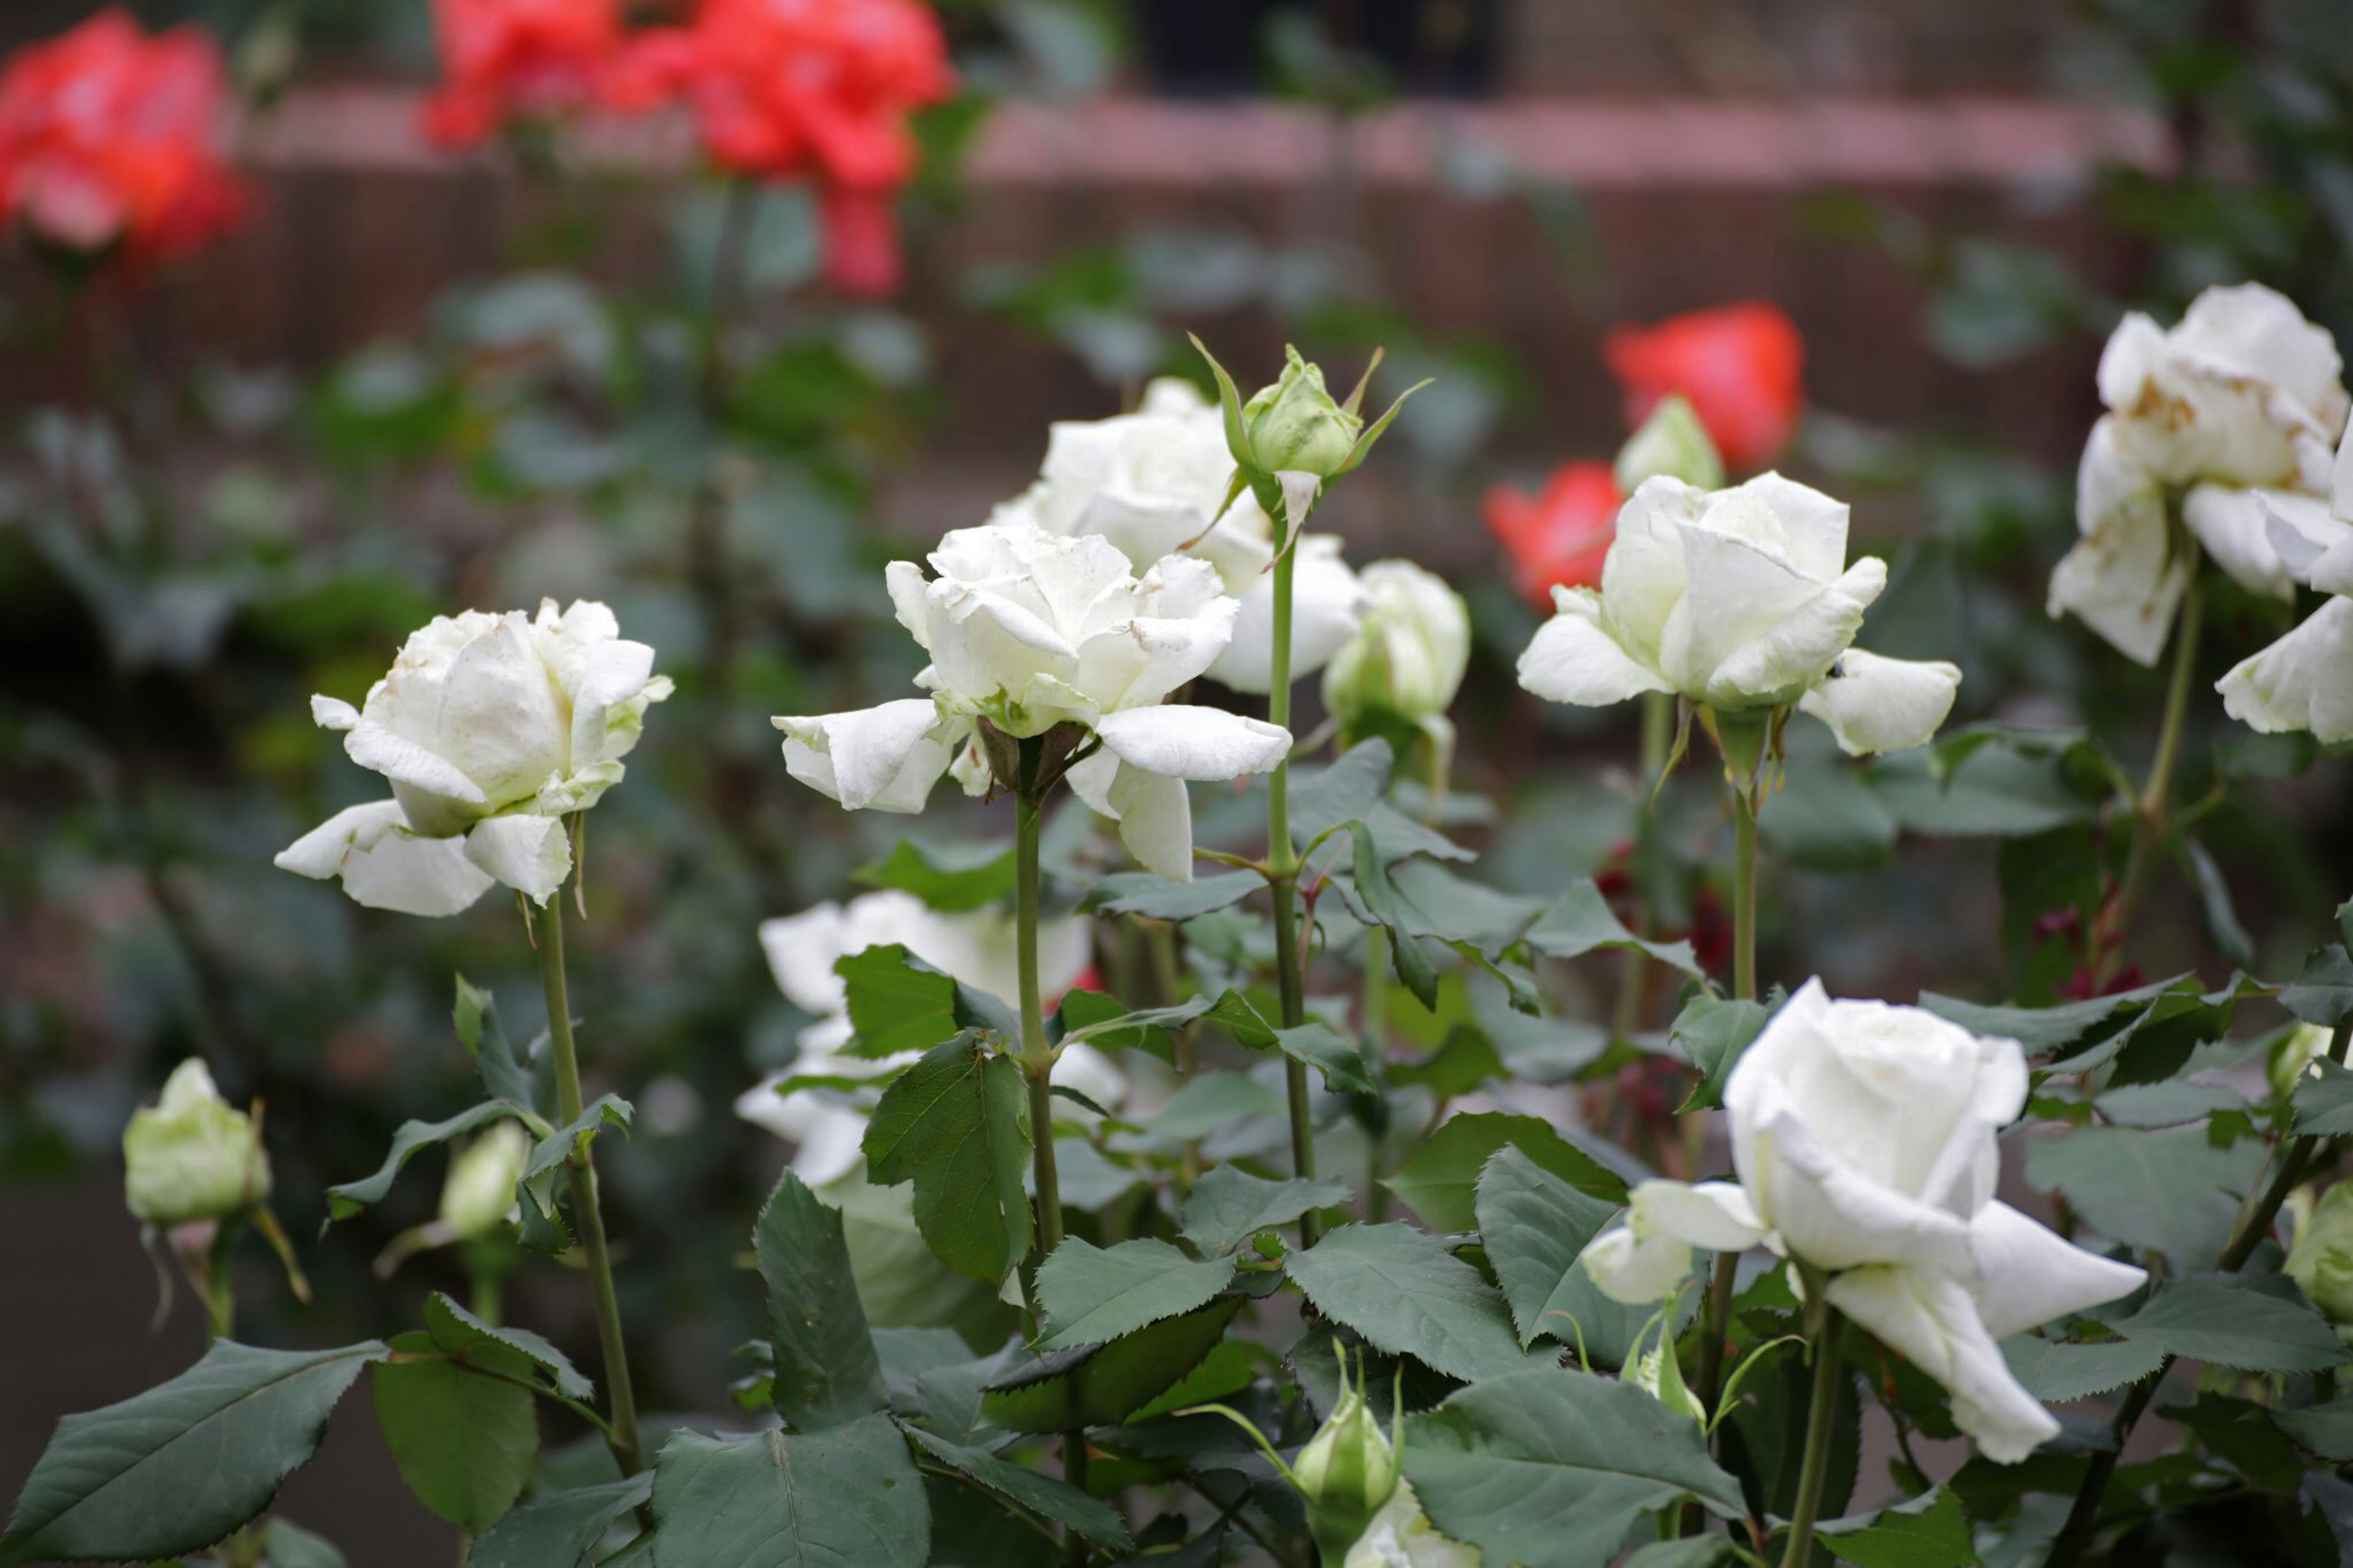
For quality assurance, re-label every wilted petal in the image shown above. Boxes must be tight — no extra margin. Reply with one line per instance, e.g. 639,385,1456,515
1517,588,1672,708
1797,649,1962,757
775,700,958,812
2217,596,2353,743
1094,704,1290,781
1827,1265,2059,1465
2183,486,2302,600
275,800,494,918
1967,1202,2146,1339
2047,518,2189,669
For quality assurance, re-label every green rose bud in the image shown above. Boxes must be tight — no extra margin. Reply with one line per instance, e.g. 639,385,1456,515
2271,1022,2334,1102
1614,393,1725,493
439,1121,529,1241
1296,1350,1402,1560
1243,347,1364,480
1323,560,1471,730
2287,1181,2353,1336
123,1059,270,1228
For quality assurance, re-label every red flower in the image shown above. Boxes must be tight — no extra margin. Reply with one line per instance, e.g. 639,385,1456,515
620,0,953,295
422,0,626,147
0,10,248,271
1604,302,1804,475
1482,460,1622,610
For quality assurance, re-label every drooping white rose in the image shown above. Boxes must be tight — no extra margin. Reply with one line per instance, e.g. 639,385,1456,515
2051,284,2351,664
990,378,1370,694
1578,980,2146,1464
276,599,671,913
775,523,1290,881
1322,559,1471,727
733,890,1112,1185
1515,473,1960,756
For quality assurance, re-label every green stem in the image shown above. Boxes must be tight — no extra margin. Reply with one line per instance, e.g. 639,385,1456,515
2097,561,2202,984
533,893,645,1478
1731,786,1760,1006
1267,537,1319,1241
2045,1013,2353,1567
1779,1299,1847,1568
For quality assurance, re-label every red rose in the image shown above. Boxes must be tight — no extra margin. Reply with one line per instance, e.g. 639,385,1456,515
422,0,626,147
1604,302,1804,475
0,9,248,271
1482,460,1622,610
618,0,953,296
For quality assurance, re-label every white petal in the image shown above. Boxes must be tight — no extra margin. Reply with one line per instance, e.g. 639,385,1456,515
1734,472,1852,582
274,800,493,918
2337,421,2353,520
758,902,855,1016
1578,1224,1695,1306
2182,485,2299,600
1740,1100,1974,1274
1105,762,1196,882
463,814,572,906
1094,705,1290,781
2169,282,2346,430
2047,516,2190,669
1967,1202,2147,1339
1635,1180,1769,1252
2216,596,2353,743
1208,535,1368,694
1698,556,1885,707
1516,588,1673,707
310,694,360,731
1797,649,1962,757
1273,470,1324,542
2095,314,2167,411
1827,1265,2059,1465
343,718,491,815
733,1075,874,1187
2263,492,2353,597
774,700,958,813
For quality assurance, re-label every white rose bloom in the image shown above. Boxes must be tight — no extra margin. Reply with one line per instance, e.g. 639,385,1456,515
2052,284,2351,664
1577,980,2146,1464
2215,425,2353,743
1323,559,1472,726
1342,1481,1480,1568
276,599,671,914
990,377,1370,694
775,523,1290,881
733,890,1111,1185
1515,473,1960,756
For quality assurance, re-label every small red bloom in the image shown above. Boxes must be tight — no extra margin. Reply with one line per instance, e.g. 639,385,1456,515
1604,302,1804,475
620,0,954,295
0,10,249,271
1482,460,1622,611
422,0,626,147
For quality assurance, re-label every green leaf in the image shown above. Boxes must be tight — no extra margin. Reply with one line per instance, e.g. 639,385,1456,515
2113,1276,2353,1373
852,838,1017,912
0,1340,386,1566
2092,1080,2247,1129
1403,1369,1744,1567
1350,830,1441,1007
1035,1238,1237,1352
1998,1336,2165,1403
424,1293,591,1401
2294,1058,2353,1136
2275,1395,2353,1461
2178,838,2256,971
1147,1071,1287,1140
2283,946,2353,1029
1284,1222,1533,1381
1383,1112,1628,1232
840,945,980,1059
520,1094,634,1221
372,1336,539,1533
1525,880,1702,977
2022,1126,2262,1266
1180,1167,1352,1254
326,1102,528,1222
1670,996,1772,1113
902,1427,1134,1553
468,1475,650,1568
1475,1146,1623,1349
1389,1026,1504,1097
863,1034,1032,1282
649,1417,927,1568
455,975,539,1112
755,1170,885,1430
1273,1021,1376,1095
1817,1486,1977,1567
1920,972,2224,1061
1081,871,1259,921
1624,1541,1741,1568
1292,741,1474,868
255,1517,347,1568
981,1299,1243,1431
1867,738,2097,838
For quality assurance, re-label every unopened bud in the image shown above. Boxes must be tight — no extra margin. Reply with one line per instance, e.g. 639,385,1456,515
123,1060,269,1227
1614,393,1724,493
439,1121,529,1240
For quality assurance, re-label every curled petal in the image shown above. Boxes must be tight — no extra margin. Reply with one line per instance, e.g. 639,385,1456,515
2047,518,2189,669
274,800,494,918
2182,486,2306,601
463,813,574,906
1579,1224,1696,1307
1579,1180,1767,1306
1826,1265,2059,1464
2263,493,2353,597
1069,752,1197,881
1516,588,1672,708
1967,1202,2146,1340
774,700,960,812
1093,705,1289,781
1796,649,1961,757
310,694,360,731
1741,1101,1974,1274
1697,555,1885,707
2217,596,2353,743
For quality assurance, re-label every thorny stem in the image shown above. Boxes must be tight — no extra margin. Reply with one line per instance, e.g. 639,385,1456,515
1267,537,1320,1243
532,890,645,1479
2094,555,2203,985
2045,1014,2353,1567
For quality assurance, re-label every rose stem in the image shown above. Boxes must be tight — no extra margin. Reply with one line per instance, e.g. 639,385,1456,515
2046,1012,2352,1567
1778,1279,1847,1568
1266,528,1320,1243
2094,540,2203,984
533,888,645,1477
1689,777,1763,1429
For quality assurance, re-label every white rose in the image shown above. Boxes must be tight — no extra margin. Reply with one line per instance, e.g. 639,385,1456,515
775,523,1290,881
2216,593,2353,743
2052,284,2351,664
1578,980,2146,1464
276,599,670,913
990,379,1370,694
1516,474,1960,756
1322,559,1471,726
733,890,1110,1185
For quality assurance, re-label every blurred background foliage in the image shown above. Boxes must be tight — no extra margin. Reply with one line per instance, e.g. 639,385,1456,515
3,0,2352,1551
